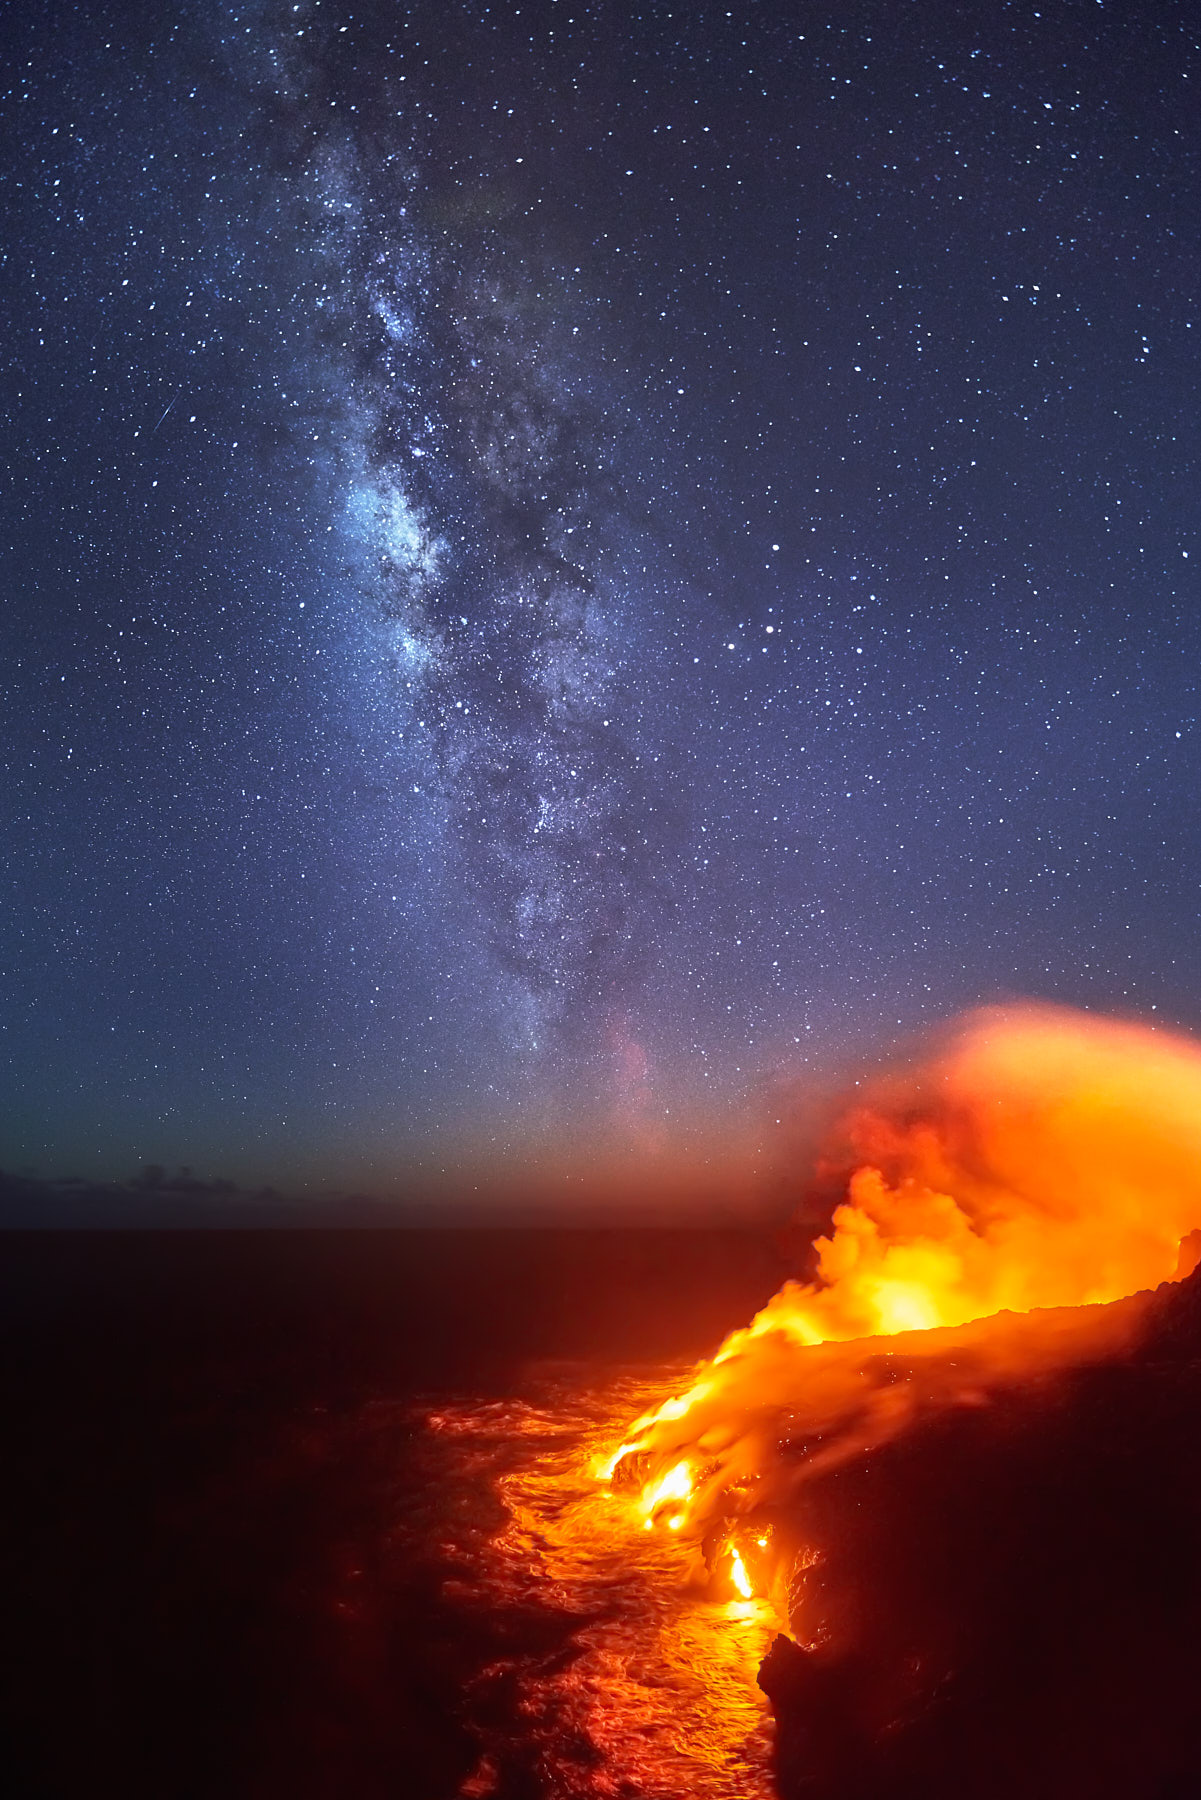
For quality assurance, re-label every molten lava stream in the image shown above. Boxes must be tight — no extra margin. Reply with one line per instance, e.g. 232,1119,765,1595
600,1006,1201,1549
426,1370,781,1800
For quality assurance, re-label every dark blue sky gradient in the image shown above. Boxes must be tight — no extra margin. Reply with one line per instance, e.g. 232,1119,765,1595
3,0,1199,1200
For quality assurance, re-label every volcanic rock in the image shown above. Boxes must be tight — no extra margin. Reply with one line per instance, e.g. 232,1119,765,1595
759,1267,1201,1799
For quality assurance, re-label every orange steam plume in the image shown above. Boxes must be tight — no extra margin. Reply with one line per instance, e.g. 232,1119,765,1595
604,1005,1201,1534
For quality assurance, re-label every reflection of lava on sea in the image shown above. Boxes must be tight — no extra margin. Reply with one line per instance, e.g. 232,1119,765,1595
420,1371,780,1799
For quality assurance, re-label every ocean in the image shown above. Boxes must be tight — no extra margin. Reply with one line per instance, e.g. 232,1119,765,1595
0,1228,789,1799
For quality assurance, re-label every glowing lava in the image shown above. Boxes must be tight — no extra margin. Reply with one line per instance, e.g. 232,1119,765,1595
728,1544,753,1600
639,1457,693,1528
600,1006,1201,1546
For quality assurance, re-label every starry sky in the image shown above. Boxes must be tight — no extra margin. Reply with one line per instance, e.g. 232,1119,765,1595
3,0,1199,1203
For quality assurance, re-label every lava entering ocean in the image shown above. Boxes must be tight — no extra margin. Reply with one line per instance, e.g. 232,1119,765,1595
599,1006,1201,1596
402,1008,1201,1797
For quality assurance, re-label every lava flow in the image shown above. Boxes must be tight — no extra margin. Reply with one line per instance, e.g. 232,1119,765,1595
599,1005,1201,1596
420,1006,1201,1797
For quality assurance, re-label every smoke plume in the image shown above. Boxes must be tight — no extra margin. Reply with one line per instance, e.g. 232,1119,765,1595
611,1006,1201,1531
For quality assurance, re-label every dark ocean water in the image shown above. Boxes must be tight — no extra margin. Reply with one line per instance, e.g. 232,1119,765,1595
0,1229,789,1800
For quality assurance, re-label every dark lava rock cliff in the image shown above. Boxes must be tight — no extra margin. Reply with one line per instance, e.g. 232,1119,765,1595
759,1267,1201,1800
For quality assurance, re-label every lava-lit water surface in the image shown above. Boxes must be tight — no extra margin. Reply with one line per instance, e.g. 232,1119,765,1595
416,1368,778,1799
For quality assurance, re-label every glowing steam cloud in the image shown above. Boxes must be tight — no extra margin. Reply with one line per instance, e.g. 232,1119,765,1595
607,1006,1201,1533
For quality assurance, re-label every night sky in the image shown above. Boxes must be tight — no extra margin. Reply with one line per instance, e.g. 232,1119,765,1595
3,0,1198,1202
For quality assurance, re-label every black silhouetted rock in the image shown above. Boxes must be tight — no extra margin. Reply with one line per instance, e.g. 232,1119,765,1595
760,1269,1201,1799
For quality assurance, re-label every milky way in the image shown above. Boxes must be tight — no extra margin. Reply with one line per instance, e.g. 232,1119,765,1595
2,0,1199,1193
286,76,674,1048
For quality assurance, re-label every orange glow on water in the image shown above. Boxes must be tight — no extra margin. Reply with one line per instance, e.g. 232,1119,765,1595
429,1376,780,1799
